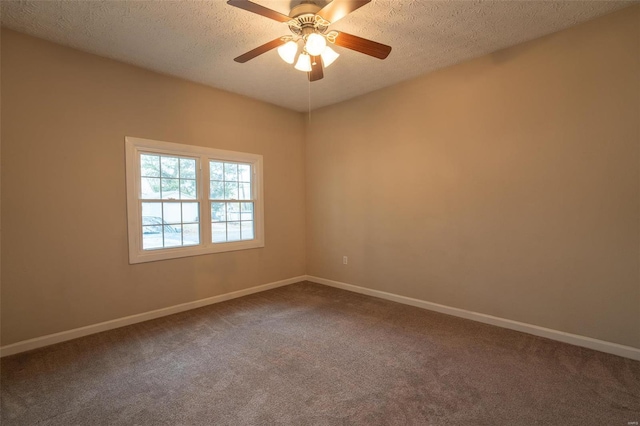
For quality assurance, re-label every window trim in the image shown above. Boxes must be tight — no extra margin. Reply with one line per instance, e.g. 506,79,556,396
125,136,265,264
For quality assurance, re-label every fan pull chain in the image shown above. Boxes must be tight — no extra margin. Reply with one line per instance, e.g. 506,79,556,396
308,78,311,124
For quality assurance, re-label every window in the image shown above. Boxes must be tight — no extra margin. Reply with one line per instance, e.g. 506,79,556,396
125,137,264,264
209,161,255,243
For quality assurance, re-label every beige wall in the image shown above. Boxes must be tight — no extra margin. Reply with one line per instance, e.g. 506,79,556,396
1,30,307,346
2,6,639,350
306,7,640,348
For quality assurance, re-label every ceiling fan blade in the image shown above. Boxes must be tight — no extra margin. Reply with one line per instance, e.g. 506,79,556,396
234,38,287,63
227,0,291,23
333,31,391,59
308,56,324,82
317,0,371,24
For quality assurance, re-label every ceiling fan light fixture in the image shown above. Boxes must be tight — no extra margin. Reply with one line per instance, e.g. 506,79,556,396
277,40,299,64
320,45,340,67
294,52,312,72
305,33,327,56
227,0,392,82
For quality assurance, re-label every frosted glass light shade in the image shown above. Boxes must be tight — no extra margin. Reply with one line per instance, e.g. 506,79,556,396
305,33,327,56
277,41,298,64
294,53,312,72
320,46,340,68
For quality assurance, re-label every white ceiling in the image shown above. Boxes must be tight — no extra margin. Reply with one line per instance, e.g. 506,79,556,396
1,0,634,112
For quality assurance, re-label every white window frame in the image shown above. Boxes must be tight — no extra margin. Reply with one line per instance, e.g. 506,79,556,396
125,136,265,264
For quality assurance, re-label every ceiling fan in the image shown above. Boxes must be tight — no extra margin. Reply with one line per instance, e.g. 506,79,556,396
227,0,392,82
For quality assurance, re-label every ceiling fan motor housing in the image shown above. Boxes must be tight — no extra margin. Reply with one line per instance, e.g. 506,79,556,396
288,2,329,37
289,2,321,18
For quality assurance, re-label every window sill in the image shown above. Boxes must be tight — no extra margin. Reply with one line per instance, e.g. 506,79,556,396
129,239,265,264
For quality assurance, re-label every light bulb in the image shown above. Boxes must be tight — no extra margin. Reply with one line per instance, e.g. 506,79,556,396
294,53,312,72
277,40,298,64
305,33,327,56
320,45,340,68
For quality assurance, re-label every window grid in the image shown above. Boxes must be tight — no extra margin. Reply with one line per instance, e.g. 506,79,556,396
209,161,254,244
140,154,197,201
141,201,200,250
139,153,200,251
211,202,254,243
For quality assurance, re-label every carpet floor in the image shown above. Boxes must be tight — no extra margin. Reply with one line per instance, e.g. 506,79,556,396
1,281,639,425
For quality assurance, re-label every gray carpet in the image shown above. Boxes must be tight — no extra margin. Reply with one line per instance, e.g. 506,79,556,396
1,281,639,425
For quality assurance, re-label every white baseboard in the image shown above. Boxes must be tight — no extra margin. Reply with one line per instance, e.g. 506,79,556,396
0,276,306,358
306,275,640,361
4,275,639,361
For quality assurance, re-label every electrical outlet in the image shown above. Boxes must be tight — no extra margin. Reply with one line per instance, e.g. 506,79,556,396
343,256,348,265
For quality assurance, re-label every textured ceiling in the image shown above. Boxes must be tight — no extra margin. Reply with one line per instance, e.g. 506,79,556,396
1,0,634,112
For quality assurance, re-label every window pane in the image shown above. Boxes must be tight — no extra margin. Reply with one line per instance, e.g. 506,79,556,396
212,222,226,243
227,221,241,241
227,202,240,221
161,157,179,178
238,164,251,182
183,224,200,246
164,225,182,247
180,158,196,179
142,202,162,219
142,227,163,249
180,179,196,199
211,202,226,222
182,202,199,223
238,183,251,200
241,221,254,240
141,178,160,199
225,182,238,199
224,163,238,181
241,202,253,221
163,203,181,224
142,219,162,235
210,181,224,199
210,161,224,180
161,178,180,199
141,155,160,177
